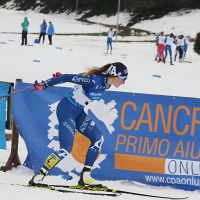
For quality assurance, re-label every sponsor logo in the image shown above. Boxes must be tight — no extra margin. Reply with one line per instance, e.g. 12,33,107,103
90,136,104,152
69,118,75,126
80,116,90,133
72,76,90,83
107,66,116,76
56,148,69,158
44,153,60,169
63,121,75,135
89,92,102,96
88,121,95,130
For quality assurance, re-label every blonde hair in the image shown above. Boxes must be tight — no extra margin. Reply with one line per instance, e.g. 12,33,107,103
84,62,126,76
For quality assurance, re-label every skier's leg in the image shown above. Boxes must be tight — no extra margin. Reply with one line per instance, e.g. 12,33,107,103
43,33,45,44
106,38,109,52
21,31,24,45
169,47,173,65
76,112,104,185
49,35,52,44
29,98,78,184
25,32,27,45
165,48,168,59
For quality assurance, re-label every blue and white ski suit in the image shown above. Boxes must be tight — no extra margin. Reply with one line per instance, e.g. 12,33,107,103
46,73,111,167
183,37,194,58
164,35,175,62
107,30,114,51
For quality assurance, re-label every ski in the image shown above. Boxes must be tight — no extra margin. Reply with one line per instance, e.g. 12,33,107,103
2,182,188,199
48,184,189,199
1,183,119,197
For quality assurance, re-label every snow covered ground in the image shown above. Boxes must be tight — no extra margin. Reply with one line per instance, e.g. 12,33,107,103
0,7,200,200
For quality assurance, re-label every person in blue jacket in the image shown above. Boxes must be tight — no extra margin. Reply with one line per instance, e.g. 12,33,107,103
47,22,54,45
29,62,128,186
39,19,47,44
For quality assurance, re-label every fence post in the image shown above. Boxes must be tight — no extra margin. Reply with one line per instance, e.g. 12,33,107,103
0,79,22,172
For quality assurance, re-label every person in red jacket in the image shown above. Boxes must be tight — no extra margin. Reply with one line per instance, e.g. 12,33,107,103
157,31,166,63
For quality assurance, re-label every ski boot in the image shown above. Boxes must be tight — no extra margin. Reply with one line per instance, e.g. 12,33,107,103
78,167,100,186
29,169,47,186
174,54,177,62
179,58,183,63
162,58,165,64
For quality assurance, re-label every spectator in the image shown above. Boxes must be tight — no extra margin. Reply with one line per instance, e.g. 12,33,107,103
106,27,114,54
39,19,47,44
21,17,29,46
47,22,55,45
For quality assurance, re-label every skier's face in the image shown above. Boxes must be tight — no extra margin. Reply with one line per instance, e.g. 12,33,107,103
112,76,126,88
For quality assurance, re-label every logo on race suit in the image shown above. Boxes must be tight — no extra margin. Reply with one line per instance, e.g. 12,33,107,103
63,121,75,135
69,118,75,126
89,92,102,97
90,136,104,152
44,152,60,170
80,116,90,132
55,148,69,159
72,76,90,83
88,121,95,130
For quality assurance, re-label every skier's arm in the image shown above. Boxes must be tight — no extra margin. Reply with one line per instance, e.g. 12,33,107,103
34,74,95,90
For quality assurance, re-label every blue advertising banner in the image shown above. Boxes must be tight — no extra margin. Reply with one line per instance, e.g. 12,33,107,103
0,82,10,149
12,82,200,191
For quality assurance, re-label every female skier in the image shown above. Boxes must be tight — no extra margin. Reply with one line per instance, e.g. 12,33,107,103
29,62,128,186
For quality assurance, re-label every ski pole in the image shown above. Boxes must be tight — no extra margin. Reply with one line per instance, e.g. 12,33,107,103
0,85,34,100
0,72,63,100
142,44,155,59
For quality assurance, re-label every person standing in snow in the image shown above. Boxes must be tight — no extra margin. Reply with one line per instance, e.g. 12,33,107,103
21,17,29,46
39,19,47,44
183,35,194,60
174,36,179,62
47,22,55,45
164,33,175,65
155,33,160,61
157,31,166,63
28,62,128,187
176,35,185,63
106,27,115,54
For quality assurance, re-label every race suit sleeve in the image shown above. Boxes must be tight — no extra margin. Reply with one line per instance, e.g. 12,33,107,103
46,74,95,87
